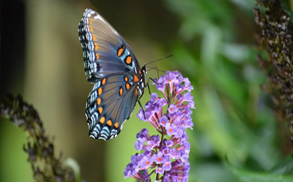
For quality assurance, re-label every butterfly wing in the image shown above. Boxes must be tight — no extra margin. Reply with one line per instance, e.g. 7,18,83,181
85,73,139,140
78,9,146,140
78,9,142,83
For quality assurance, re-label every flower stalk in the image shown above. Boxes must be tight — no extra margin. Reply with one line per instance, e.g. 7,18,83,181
0,94,76,182
254,0,293,145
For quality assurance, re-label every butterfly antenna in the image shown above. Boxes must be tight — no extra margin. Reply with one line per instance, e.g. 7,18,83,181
146,66,166,79
144,54,173,66
147,66,166,74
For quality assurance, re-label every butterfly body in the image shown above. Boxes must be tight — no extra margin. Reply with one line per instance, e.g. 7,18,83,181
78,9,146,141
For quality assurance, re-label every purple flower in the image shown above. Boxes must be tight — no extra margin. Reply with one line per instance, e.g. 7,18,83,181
151,93,159,102
166,140,173,147
183,78,193,91
162,147,170,156
159,98,167,106
164,71,178,84
159,115,168,127
163,173,170,182
155,76,166,92
166,123,178,136
152,151,165,164
124,163,135,178
134,141,143,151
151,135,160,146
156,167,164,174
125,71,194,181
170,148,180,159
168,104,178,113
163,161,172,171
137,108,147,121
139,156,153,168
146,140,156,151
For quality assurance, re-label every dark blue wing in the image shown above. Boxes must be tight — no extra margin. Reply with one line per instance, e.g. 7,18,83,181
85,73,139,140
78,9,141,83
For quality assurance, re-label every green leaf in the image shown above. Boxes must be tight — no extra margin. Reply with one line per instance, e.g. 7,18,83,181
226,158,293,182
269,155,293,175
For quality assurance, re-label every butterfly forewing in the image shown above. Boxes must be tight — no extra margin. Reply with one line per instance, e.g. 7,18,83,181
78,9,146,140
78,9,141,82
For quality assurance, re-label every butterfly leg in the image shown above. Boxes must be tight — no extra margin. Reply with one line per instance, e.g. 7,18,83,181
145,77,157,95
156,68,159,79
146,66,160,79
138,99,147,120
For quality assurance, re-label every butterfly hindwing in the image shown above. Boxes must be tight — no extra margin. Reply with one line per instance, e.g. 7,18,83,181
85,73,139,140
78,9,141,83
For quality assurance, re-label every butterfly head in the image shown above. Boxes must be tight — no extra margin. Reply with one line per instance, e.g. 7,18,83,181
136,66,147,99
141,65,147,80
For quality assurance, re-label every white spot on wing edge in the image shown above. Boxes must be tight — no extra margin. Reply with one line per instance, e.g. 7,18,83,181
89,134,96,139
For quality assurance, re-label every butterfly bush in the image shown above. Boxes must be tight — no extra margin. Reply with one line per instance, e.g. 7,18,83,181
124,71,194,182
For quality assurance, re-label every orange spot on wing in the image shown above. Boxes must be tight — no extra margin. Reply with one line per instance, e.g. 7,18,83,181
94,43,98,51
135,88,138,96
98,107,103,114
98,87,102,95
95,53,99,59
92,34,96,41
102,78,106,85
124,77,128,82
119,88,123,95
107,120,112,126
117,46,125,57
126,83,130,90
97,98,101,105
125,56,132,65
100,117,105,124
114,122,118,128
89,19,92,24
138,69,141,75
133,74,139,83
89,26,93,32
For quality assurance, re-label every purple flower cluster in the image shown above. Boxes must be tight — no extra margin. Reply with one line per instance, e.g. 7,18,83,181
124,71,194,182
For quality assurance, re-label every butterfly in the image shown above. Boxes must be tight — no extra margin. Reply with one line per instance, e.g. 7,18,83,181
78,9,147,141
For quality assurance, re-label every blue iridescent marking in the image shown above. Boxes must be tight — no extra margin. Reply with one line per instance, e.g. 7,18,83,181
93,123,101,131
93,82,101,89
110,129,118,135
101,127,109,135
89,105,96,114
90,91,97,102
